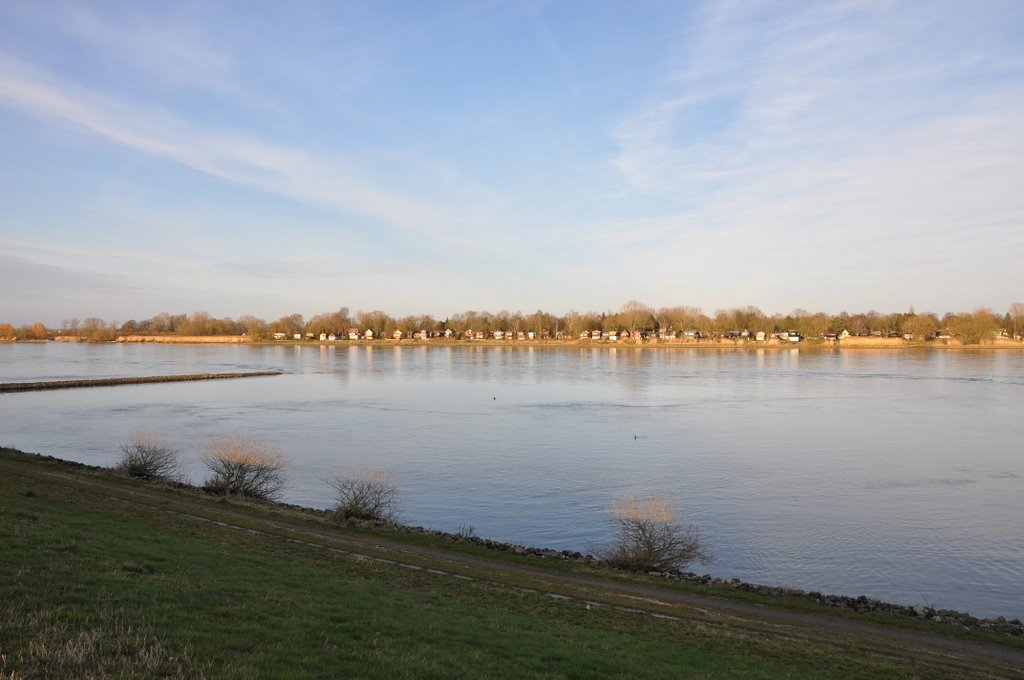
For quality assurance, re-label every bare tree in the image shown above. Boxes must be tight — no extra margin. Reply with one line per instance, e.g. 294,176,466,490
79,317,117,342
596,495,710,572
948,308,1000,345
328,467,400,523
619,300,654,338
115,436,183,481
271,313,305,337
179,311,214,336
1010,303,1024,339
901,313,938,340
355,310,395,339
201,435,286,500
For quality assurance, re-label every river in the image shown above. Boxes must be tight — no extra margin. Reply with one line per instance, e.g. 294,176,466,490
1,342,1022,619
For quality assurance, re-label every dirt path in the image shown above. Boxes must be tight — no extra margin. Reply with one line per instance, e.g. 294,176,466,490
5,456,1023,677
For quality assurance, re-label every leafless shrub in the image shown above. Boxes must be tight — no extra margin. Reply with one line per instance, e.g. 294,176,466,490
200,435,286,500
115,436,183,482
328,467,400,523
595,494,711,572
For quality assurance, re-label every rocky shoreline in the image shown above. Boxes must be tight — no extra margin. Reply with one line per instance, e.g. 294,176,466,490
8,447,1022,638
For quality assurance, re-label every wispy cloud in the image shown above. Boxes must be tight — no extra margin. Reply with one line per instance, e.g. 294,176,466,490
601,1,1024,311
1,1,1021,320
0,55,456,240
611,2,1024,235
7,2,243,98
66,6,235,89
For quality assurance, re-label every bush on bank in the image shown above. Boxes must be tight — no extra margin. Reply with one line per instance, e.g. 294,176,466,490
200,435,286,501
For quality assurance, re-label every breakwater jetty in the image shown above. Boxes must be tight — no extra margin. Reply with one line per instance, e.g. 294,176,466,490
0,371,281,392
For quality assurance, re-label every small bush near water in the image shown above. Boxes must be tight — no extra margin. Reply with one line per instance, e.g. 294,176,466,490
114,437,183,482
328,467,400,523
200,435,286,500
596,494,711,572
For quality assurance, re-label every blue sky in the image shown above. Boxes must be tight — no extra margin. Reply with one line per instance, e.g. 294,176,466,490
1,1,1022,325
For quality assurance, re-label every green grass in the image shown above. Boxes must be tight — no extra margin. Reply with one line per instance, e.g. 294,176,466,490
1,452,1018,678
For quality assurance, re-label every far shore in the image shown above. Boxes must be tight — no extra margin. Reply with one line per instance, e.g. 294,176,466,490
31,334,1024,350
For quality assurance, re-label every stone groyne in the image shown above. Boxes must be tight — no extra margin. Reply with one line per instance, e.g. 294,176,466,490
0,371,281,393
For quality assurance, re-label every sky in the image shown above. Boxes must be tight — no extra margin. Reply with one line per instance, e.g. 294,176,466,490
1,0,1022,326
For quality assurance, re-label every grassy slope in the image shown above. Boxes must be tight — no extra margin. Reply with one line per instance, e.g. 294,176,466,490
1,451,1020,679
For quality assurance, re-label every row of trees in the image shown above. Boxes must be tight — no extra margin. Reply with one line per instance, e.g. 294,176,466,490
6,302,1024,344
0,322,48,341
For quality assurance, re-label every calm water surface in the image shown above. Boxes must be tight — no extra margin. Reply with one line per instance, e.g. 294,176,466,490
2,342,1022,619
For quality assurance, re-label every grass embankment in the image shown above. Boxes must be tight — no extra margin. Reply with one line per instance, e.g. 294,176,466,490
2,450,1022,679
0,372,281,393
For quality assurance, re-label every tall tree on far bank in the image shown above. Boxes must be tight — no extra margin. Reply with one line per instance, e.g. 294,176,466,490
25,322,49,340
946,308,1000,344
271,313,305,337
901,313,938,340
79,317,117,342
619,300,654,337
1010,302,1024,339
306,308,351,335
178,311,213,336
237,315,268,340
527,309,552,337
356,310,395,338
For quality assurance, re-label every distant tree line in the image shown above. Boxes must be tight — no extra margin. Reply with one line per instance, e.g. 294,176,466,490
4,301,1024,344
